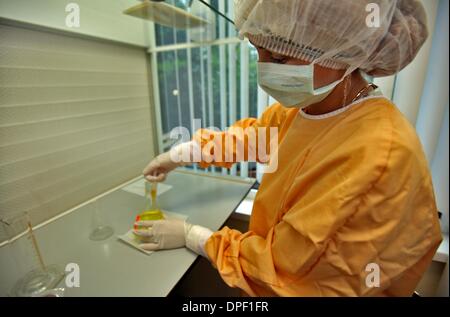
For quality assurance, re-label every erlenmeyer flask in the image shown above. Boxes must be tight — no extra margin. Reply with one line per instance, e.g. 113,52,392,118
134,181,164,232
0,212,65,297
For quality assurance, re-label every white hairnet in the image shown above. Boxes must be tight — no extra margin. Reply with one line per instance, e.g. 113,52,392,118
235,0,428,77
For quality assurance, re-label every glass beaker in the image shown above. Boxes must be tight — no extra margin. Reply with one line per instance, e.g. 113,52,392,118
89,198,114,241
0,212,65,297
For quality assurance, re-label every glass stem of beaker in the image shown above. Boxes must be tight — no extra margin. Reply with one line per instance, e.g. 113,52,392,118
27,222,46,271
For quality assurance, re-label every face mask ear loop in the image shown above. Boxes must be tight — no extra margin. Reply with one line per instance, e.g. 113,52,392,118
311,58,350,94
343,75,350,108
310,60,318,91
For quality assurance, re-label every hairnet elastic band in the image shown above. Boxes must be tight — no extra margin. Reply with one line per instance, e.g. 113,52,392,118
247,35,349,70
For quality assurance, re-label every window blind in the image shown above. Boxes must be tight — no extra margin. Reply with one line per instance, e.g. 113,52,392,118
0,24,155,230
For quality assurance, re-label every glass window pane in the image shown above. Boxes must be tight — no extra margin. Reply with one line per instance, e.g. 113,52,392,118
155,0,234,46
157,51,181,134
153,1,258,178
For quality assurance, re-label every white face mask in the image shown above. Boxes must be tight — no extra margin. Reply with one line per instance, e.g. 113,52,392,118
257,62,344,108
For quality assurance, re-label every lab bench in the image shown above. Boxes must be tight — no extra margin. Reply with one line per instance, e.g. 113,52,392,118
0,170,255,296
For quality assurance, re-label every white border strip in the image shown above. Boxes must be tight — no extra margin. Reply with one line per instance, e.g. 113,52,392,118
147,37,242,53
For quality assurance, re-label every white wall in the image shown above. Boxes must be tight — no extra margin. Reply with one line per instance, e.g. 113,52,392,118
0,0,158,229
431,105,449,234
392,0,439,125
415,0,449,234
416,0,449,164
0,0,152,47
0,24,156,231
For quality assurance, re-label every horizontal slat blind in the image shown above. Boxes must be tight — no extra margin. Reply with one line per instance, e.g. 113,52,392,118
0,24,154,228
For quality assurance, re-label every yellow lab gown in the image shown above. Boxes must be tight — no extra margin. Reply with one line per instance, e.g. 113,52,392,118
193,96,442,296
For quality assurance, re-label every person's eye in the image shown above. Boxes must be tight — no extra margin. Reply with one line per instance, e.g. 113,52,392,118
271,56,288,64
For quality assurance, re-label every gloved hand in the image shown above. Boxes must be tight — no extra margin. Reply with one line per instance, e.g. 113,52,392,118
134,218,190,251
143,141,198,182
133,218,213,256
142,151,181,183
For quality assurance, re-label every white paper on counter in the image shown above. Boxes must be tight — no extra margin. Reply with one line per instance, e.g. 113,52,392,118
121,179,172,198
117,211,188,255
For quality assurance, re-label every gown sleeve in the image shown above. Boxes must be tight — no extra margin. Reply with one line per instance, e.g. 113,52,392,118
193,103,296,169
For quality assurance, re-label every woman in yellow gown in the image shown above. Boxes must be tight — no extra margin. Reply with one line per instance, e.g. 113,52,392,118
137,0,442,296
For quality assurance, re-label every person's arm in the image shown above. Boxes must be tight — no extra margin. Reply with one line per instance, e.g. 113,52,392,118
192,104,294,169
144,103,294,181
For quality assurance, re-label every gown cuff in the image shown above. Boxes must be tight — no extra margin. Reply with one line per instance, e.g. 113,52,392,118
170,141,202,166
185,224,214,259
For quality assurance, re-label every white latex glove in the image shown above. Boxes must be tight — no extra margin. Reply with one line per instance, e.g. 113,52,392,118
142,151,180,183
143,141,199,182
134,218,188,251
133,218,213,256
